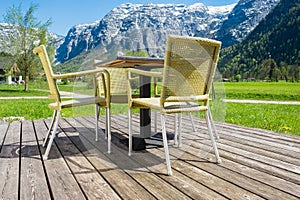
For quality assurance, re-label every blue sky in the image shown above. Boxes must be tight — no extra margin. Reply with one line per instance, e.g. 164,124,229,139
0,0,238,36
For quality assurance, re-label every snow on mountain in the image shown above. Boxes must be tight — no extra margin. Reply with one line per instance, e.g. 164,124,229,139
56,2,236,63
207,4,237,15
55,21,100,61
1,0,280,63
215,0,280,47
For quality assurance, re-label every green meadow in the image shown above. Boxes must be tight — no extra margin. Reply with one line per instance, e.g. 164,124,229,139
0,81,299,136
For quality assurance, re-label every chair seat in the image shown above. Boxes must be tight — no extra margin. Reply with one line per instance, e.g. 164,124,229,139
49,96,107,109
132,97,208,114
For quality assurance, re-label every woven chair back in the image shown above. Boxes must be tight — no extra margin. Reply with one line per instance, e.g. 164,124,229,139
161,35,221,106
106,68,128,95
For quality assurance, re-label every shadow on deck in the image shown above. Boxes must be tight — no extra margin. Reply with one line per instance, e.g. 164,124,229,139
0,114,300,199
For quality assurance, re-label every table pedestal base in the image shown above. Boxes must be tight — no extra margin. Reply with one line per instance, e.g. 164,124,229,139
120,132,174,150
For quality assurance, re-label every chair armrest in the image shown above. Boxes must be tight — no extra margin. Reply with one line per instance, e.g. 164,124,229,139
165,94,209,102
52,68,108,79
126,68,163,78
94,70,110,106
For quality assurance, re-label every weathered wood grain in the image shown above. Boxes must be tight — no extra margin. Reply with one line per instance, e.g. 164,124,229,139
0,121,21,200
20,120,51,199
34,119,86,200
0,114,299,200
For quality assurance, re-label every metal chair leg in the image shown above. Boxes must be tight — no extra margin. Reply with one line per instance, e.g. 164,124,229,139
106,107,111,154
128,108,132,156
43,111,60,160
43,110,57,147
174,113,178,146
205,110,221,164
161,114,172,176
189,112,197,132
95,105,100,141
208,107,219,140
154,111,158,133
178,113,182,147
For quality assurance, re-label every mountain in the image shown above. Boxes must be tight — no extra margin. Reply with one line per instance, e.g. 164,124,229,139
55,3,234,63
55,21,100,62
0,0,280,65
218,0,300,80
0,22,64,52
55,0,280,63
215,0,280,47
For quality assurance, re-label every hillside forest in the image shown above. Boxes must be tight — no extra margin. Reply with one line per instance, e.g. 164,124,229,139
218,0,300,82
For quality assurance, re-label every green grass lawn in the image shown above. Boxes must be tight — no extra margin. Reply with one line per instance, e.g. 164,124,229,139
0,81,299,136
224,81,300,101
225,103,300,136
0,83,49,97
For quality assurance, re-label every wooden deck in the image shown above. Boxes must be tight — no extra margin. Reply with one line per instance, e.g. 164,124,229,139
0,114,299,200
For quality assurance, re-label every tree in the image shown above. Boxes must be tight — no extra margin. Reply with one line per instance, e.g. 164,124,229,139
235,74,242,82
258,59,278,81
1,3,52,91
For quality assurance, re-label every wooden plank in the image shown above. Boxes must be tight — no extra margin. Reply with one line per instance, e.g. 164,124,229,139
0,121,21,200
178,116,300,168
211,141,300,185
97,115,239,199
20,120,51,199
1,114,299,200
219,138,300,165
216,153,300,198
62,118,156,200
115,114,300,199
177,121,300,198
178,116,300,176
151,148,264,200
219,128,300,153
74,116,191,200
34,119,86,200
181,114,300,151
129,147,227,200
217,142,300,174
174,142,300,200
184,116,300,149
54,120,121,200
0,122,9,150
179,118,300,167
219,122,300,144
217,132,300,160
74,116,187,199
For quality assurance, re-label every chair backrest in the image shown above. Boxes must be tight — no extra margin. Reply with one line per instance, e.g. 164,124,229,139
33,45,61,103
94,60,129,103
161,35,221,106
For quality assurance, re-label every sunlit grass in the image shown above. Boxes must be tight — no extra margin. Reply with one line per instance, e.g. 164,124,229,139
224,81,300,101
1,81,300,136
0,83,49,97
225,103,300,136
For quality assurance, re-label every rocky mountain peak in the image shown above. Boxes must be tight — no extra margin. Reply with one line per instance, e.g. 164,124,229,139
0,0,281,64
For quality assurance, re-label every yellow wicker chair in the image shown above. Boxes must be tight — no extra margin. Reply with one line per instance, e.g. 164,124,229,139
94,60,132,103
33,45,111,160
126,35,222,175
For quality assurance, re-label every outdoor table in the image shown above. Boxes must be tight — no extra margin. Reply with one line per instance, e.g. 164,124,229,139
95,56,164,150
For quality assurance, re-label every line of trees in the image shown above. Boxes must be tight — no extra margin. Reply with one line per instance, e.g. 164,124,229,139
222,58,300,82
219,0,300,82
